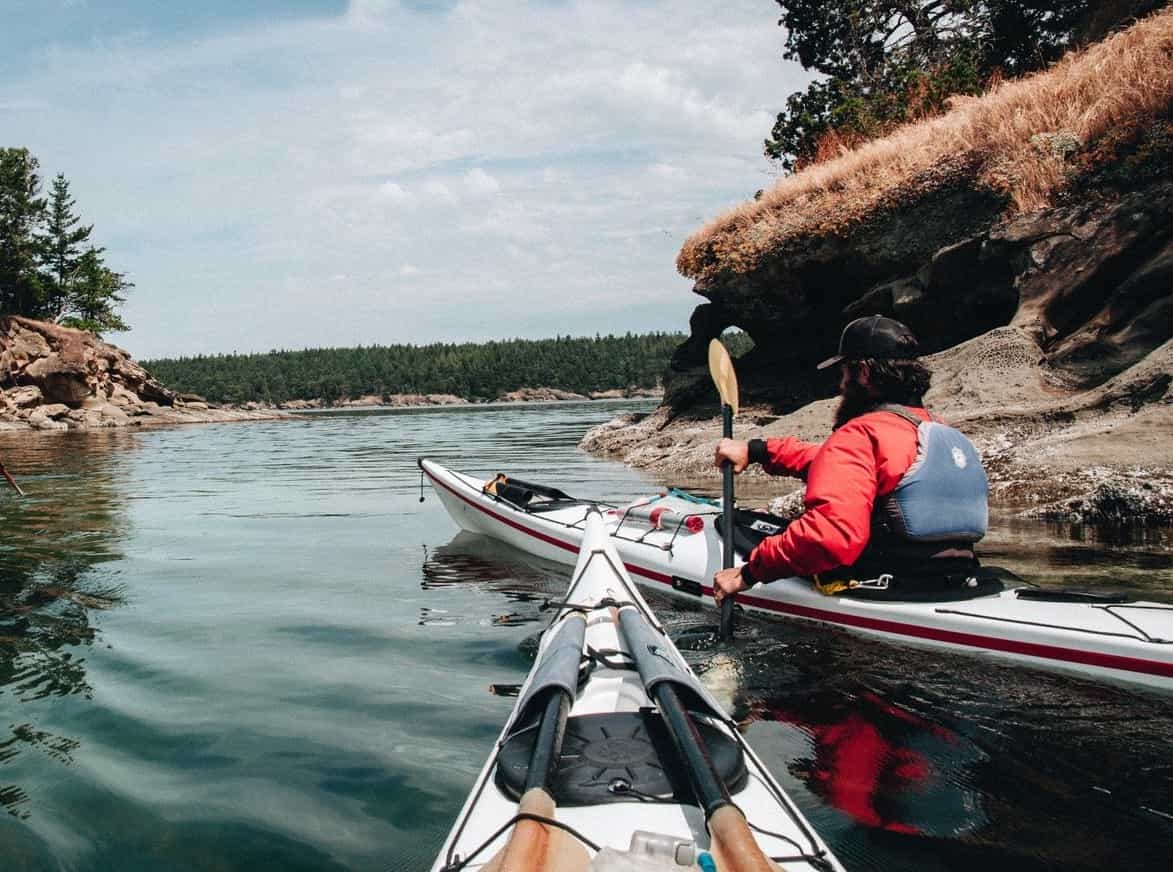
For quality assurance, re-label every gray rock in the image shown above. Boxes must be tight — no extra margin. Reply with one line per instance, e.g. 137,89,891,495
27,408,68,430
4,385,43,407
99,403,131,424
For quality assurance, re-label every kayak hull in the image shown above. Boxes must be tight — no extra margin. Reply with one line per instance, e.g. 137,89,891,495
432,512,842,871
421,458,1173,693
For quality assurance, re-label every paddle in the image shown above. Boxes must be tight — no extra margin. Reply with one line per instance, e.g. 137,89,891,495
483,648,589,871
623,627,781,872
708,338,738,642
0,458,24,497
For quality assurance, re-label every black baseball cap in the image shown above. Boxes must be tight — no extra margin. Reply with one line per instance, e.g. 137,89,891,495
817,315,919,370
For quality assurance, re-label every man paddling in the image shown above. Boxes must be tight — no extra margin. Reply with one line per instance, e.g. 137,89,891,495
712,315,990,602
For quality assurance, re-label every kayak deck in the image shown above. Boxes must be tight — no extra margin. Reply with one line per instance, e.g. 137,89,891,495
420,459,1173,692
432,515,841,871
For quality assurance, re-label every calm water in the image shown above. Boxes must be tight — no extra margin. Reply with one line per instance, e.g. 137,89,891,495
1,402,1171,872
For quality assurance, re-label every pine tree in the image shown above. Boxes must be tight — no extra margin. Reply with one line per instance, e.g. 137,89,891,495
0,148,48,317
39,173,94,321
61,248,131,336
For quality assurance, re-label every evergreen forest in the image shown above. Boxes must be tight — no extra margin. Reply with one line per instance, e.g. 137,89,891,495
144,332,752,405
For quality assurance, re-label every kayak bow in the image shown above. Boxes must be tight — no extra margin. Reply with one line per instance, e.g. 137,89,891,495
432,512,841,872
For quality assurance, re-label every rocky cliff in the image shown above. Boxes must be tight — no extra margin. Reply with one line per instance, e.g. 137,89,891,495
583,11,1173,525
0,316,284,431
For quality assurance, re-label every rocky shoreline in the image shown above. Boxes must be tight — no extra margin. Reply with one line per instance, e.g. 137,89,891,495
581,330,1173,526
0,316,287,432
228,385,662,412
0,315,663,432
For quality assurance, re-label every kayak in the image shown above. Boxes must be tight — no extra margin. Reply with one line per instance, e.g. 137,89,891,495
419,458,1173,693
432,511,843,872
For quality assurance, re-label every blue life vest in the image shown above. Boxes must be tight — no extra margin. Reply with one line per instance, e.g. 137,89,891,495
873,406,989,544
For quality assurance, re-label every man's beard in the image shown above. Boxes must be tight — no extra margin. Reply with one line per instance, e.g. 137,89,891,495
833,381,878,430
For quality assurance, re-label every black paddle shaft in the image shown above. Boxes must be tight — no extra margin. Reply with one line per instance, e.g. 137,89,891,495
721,405,734,570
523,689,572,793
651,682,733,820
719,403,736,641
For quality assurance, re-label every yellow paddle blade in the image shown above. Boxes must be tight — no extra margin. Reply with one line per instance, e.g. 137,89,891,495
707,339,739,417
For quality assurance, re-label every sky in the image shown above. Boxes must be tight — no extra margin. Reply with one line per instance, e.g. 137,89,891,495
1,0,808,359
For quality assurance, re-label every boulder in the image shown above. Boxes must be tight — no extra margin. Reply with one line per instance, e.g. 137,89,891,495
4,385,43,408
27,408,68,430
0,315,288,430
99,403,131,425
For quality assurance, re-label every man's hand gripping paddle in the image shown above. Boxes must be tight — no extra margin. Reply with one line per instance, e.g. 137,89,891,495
708,338,738,642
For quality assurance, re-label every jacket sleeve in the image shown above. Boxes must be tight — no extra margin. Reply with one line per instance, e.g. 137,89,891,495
760,436,822,478
747,423,879,581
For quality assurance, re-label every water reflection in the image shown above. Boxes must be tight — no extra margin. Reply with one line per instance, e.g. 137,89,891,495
682,617,1173,872
0,431,131,818
420,533,560,628
756,688,987,837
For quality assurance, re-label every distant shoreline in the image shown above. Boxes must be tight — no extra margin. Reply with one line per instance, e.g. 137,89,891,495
225,386,663,412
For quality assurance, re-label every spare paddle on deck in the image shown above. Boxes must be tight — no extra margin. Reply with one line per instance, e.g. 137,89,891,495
0,459,24,497
708,338,738,642
616,606,781,872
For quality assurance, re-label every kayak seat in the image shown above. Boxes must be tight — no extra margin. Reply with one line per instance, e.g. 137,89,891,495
495,710,746,807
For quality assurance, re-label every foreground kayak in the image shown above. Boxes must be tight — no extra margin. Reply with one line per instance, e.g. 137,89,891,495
420,458,1173,693
432,511,842,872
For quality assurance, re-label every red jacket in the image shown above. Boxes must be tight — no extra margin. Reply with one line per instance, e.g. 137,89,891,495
746,407,930,581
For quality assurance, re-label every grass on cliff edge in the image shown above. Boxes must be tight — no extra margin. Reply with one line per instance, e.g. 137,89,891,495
678,6,1173,283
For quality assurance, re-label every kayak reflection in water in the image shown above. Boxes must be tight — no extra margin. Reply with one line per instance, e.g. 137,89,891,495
761,689,987,837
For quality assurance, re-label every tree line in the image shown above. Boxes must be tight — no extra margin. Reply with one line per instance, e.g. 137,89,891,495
0,148,130,334
144,332,754,405
766,1,1163,171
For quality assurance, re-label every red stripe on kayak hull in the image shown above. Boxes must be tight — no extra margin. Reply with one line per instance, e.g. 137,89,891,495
425,467,1173,681
732,591,1173,679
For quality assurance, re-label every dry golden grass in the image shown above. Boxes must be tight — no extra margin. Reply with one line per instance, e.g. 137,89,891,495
678,7,1173,282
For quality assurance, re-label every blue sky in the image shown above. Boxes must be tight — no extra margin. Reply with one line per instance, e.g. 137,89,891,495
1,1,807,359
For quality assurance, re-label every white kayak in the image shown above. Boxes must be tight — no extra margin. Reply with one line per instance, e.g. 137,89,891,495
420,458,1173,693
432,511,843,872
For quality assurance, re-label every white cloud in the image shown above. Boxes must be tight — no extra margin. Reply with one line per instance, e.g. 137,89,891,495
464,167,500,194
650,162,685,179
421,179,456,203
379,181,411,201
0,0,811,356
399,264,421,276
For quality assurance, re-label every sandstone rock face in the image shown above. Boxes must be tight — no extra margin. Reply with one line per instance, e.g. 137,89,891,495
665,179,1173,415
585,176,1173,525
0,316,287,431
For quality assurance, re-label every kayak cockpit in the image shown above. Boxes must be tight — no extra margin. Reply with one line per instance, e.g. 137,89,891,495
496,709,746,806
